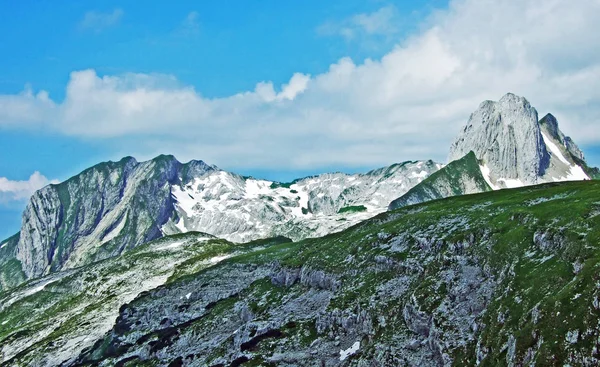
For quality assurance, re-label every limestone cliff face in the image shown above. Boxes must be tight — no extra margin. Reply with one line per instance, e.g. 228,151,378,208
449,93,591,189
16,186,63,279
14,155,213,279
449,93,550,187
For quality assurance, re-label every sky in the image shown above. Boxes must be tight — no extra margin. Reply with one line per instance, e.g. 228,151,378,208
1,0,600,238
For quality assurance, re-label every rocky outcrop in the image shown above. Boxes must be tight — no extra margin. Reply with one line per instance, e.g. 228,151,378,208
271,263,341,291
14,156,214,279
449,93,550,186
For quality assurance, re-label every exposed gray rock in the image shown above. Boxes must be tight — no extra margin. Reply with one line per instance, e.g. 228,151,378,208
5,156,440,287
271,264,340,291
449,93,549,186
448,93,593,190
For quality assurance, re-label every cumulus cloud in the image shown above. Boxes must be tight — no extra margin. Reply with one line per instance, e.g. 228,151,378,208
79,9,123,32
0,172,59,203
2,0,600,170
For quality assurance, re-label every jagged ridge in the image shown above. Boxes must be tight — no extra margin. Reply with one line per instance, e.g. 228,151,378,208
2,156,440,288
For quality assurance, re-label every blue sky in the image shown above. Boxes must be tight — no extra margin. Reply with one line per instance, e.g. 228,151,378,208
1,0,600,238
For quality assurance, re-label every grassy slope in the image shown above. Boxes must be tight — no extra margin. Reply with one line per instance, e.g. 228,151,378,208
3,181,600,365
389,151,492,210
68,180,600,366
0,233,291,365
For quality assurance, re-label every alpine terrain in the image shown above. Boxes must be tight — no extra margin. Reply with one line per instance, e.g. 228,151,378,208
0,157,440,290
0,93,599,367
390,93,596,210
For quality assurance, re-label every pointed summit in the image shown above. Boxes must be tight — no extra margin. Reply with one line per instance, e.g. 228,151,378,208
449,93,549,187
449,93,591,189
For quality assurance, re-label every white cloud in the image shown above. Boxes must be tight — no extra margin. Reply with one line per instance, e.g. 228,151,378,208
255,73,311,102
176,11,200,36
79,9,123,32
2,0,600,170
317,5,399,40
0,172,59,203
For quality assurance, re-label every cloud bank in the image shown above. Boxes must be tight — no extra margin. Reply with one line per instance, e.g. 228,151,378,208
2,0,600,170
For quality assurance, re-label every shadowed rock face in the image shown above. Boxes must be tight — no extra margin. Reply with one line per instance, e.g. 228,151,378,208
539,113,585,161
15,155,214,279
449,93,550,185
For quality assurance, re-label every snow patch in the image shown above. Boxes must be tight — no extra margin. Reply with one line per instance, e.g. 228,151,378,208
3,279,58,309
0,242,6,249
541,132,589,181
340,341,360,361
101,213,127,244
290,184,310,217
542,132,571,165
411,170,429,179
244,179,273,199
185,292,192,300
565,165,589,181
480,164,500,190
209,254,232,265
156,241,185,251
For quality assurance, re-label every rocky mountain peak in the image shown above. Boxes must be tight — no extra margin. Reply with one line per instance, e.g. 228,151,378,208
449,93,592,189
539,113,585,162
449,93,549,187
539,113,560,140
182,159,219,183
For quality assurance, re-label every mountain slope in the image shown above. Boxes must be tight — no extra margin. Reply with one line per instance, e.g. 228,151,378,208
2,156,440,287
12,155,210,281
389,151,492,210
538,113,599,180
0,232,289,366
0,234,24,291
2,181,600,366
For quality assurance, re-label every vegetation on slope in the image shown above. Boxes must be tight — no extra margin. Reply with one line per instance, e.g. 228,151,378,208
389,151,492,210
3,181,600,366
337,205,367,214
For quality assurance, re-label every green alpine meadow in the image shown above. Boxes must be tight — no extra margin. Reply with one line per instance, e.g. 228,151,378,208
2,180,600,365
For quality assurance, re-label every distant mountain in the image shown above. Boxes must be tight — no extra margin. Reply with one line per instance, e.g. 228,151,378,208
389,151,492,210
449,93,591,188
389,93,597,209
1,156,440,288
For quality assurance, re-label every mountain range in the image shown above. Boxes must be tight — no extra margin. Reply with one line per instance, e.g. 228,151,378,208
1,93,598,366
